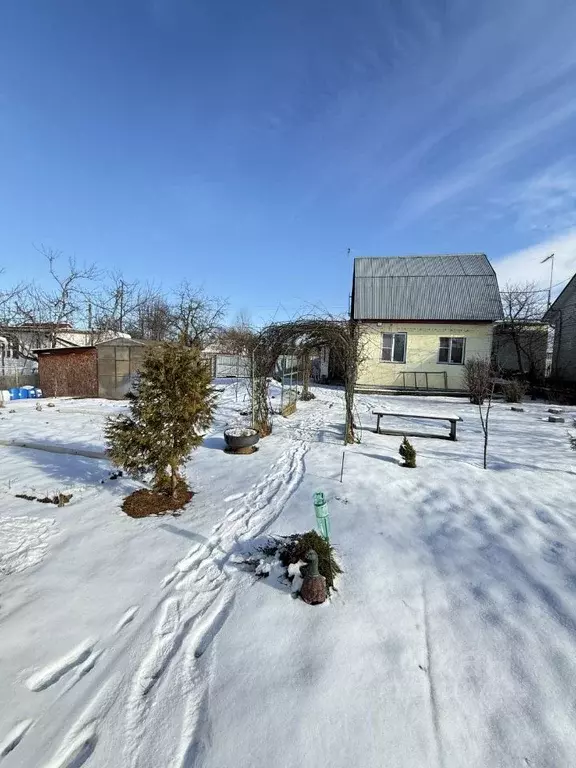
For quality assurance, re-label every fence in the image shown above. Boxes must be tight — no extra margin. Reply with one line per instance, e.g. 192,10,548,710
205,354,251,379
0,373,39,390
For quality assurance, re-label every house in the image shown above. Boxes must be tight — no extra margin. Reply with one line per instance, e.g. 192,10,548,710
542,272,576,383
35,337,149,399
492,321,549,380
351,253,503,391
0,323,128,381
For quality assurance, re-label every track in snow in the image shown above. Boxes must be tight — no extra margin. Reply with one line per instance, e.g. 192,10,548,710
5,400,332,768
123,402,326,767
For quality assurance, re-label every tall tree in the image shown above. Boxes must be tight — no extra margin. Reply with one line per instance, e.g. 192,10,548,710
499,282,548,377
0,268,25,325
170,281,228,348
125,295,173,341
16,246,98,346
90,273,165,341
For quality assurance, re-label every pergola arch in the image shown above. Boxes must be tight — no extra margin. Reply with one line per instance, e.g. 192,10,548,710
250,319,361,444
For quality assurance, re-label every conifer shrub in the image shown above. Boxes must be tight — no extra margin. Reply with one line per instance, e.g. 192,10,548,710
399,436,416,468
106,342,216,505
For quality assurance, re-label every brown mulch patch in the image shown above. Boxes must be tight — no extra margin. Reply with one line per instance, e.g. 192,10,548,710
223,446,259,455
15,492,73,506
122,482,193,518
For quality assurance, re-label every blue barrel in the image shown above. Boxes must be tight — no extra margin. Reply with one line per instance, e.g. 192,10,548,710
9,387,20,400
18,387,29,399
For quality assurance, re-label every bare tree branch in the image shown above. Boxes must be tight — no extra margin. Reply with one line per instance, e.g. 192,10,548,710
16,246,100,346
169,281,228,348
499,282,548,378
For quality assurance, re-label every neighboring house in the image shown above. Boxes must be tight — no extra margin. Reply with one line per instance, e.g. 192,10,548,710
0,323,128,377
492,321,549,380
351,254,503,391
35,337,148,399
543,273,576,383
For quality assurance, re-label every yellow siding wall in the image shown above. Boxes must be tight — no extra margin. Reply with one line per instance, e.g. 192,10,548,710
357,322,494,390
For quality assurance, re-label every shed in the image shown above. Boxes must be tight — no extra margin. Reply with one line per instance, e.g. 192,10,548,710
96,338,148,398
35,346,98,398
35,337,150,399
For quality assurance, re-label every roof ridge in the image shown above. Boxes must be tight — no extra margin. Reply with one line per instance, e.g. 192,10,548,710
354,253,487,260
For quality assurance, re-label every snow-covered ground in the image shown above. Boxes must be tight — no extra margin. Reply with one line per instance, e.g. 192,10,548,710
1,384,576,767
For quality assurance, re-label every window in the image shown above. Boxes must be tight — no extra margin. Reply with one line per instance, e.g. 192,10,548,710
439,337,465,365
381,332,407,363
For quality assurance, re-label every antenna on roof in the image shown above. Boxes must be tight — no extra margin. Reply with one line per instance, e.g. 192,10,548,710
540,253,555,308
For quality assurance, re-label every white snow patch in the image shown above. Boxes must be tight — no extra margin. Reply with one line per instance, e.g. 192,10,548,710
0,516,56,576
224,427,257,437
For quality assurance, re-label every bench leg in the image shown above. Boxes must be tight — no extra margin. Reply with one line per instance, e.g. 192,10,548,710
450,420,457,441
376,415,381,434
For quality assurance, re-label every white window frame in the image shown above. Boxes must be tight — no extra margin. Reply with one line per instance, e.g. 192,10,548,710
438,336,466,365
381,332,407,363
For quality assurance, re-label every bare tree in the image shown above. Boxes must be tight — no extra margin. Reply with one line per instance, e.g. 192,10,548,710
0,269,25,325
16,246,99,347
89,273,168,341
169,281,228,348
478,380,496,470
464,357,496,469
499,282,548,378
217,312,257,354
126,295,173,341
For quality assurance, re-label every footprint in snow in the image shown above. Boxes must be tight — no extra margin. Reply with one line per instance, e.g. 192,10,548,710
223,493,244,503
25,640,95,692
114,606,139,634
0,719,34,758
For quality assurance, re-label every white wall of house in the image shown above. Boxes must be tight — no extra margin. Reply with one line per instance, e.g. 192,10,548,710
357,321,494,390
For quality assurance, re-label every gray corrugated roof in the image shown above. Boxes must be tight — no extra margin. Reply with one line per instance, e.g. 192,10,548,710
352,254,503,321
542,272,576,320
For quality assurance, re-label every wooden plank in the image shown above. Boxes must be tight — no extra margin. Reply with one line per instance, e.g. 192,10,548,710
373,427,453,441
372,410,462,422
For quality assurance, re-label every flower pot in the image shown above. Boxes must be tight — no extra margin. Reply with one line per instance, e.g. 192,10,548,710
224,427,260,451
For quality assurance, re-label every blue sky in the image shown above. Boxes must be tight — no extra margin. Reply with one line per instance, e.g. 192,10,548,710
1,0,576,323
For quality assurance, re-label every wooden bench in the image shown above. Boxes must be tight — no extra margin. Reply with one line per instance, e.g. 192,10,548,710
372,410,463,441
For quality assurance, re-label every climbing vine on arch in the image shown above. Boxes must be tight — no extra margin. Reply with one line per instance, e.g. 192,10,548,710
247,318,363,444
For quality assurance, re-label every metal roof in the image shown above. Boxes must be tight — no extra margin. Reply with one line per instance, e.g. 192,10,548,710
543,272,576,321
352,254,503,321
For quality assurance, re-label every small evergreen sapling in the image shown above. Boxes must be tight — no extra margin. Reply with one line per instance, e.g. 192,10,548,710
399,436,416,468
105,342,216,498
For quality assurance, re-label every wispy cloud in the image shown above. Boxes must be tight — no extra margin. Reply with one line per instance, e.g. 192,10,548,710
495,230,576,290
302,0,576,231
399,99,576,222
499,162,576,235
